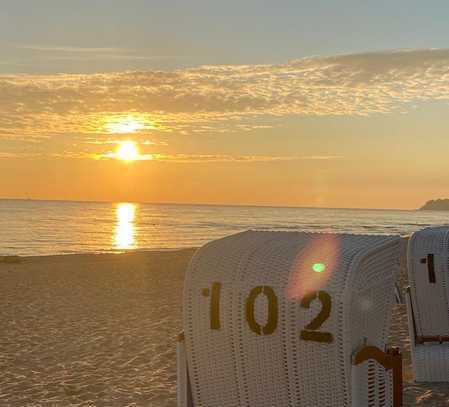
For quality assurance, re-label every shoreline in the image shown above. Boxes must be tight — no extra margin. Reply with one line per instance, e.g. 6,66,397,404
1,234,413,260
0,247,197,262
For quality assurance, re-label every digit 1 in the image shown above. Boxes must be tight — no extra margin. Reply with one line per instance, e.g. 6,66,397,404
202,282,222,330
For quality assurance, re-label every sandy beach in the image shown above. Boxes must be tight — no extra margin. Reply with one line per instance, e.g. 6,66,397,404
1,241,449,406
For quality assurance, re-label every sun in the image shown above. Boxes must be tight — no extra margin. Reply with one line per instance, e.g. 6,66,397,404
116,141,139,162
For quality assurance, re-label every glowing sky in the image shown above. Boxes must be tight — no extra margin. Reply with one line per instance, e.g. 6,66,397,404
1,1,449,208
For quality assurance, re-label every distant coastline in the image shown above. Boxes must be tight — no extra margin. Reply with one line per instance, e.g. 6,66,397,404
420,199,449,211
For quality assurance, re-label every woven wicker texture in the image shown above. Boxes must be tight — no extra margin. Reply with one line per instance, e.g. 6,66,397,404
406,227,449,382
408,226,449,337
183,231,400,406
405,289,449,382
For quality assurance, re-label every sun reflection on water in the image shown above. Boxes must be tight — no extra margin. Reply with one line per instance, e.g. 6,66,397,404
114,203,138,250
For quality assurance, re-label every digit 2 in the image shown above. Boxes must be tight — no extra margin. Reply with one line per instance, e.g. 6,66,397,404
300,290,333,343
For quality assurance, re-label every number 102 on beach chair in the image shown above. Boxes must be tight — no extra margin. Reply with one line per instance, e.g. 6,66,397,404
178,231,403,407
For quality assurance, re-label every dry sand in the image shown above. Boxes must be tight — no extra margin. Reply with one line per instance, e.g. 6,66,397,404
0,241,448,406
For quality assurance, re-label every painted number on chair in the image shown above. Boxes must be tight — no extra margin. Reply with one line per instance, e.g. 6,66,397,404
300,290,333,343
202,283,333,343
245,286,278,335
202,282,222,330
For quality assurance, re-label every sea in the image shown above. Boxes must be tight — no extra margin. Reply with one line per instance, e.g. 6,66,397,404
1,199,448,256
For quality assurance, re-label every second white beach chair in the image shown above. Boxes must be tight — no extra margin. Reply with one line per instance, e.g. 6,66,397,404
406,226,449,382
178,230,402,406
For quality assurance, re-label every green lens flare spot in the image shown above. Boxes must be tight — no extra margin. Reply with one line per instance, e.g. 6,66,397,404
312,263,326,273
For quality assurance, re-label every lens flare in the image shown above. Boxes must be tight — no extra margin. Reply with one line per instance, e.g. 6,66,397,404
287,234,340,300
312,263,326,273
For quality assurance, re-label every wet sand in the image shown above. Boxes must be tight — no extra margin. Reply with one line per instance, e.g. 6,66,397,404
0,242,448,406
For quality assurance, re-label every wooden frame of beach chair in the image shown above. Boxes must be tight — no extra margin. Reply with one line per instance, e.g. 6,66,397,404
406,226,449,382
178,231,402,406
352,345,403,407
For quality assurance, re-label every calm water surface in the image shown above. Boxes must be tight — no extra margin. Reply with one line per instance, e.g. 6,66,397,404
1,199,449,256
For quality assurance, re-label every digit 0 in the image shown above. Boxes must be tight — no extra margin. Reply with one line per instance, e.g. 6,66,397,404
246,286,278,335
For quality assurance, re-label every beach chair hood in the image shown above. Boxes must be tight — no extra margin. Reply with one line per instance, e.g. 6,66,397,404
406,226,449,382
408,226,449,338
181,230,400,406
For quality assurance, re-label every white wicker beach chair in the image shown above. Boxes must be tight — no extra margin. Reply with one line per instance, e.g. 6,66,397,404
406,226,449,382
178,231,402,406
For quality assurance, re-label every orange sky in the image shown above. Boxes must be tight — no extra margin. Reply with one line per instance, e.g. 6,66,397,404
2,50,449,209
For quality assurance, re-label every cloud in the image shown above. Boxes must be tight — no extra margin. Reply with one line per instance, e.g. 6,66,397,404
140,154,342,163
56,152,343,163
1,48,449,153
14,44,125,53
0,152,19,159
0,152,41,159
45,55,178,62
11,44,182,63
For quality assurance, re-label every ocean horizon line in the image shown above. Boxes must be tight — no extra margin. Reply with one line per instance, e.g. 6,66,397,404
0,197,417,213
